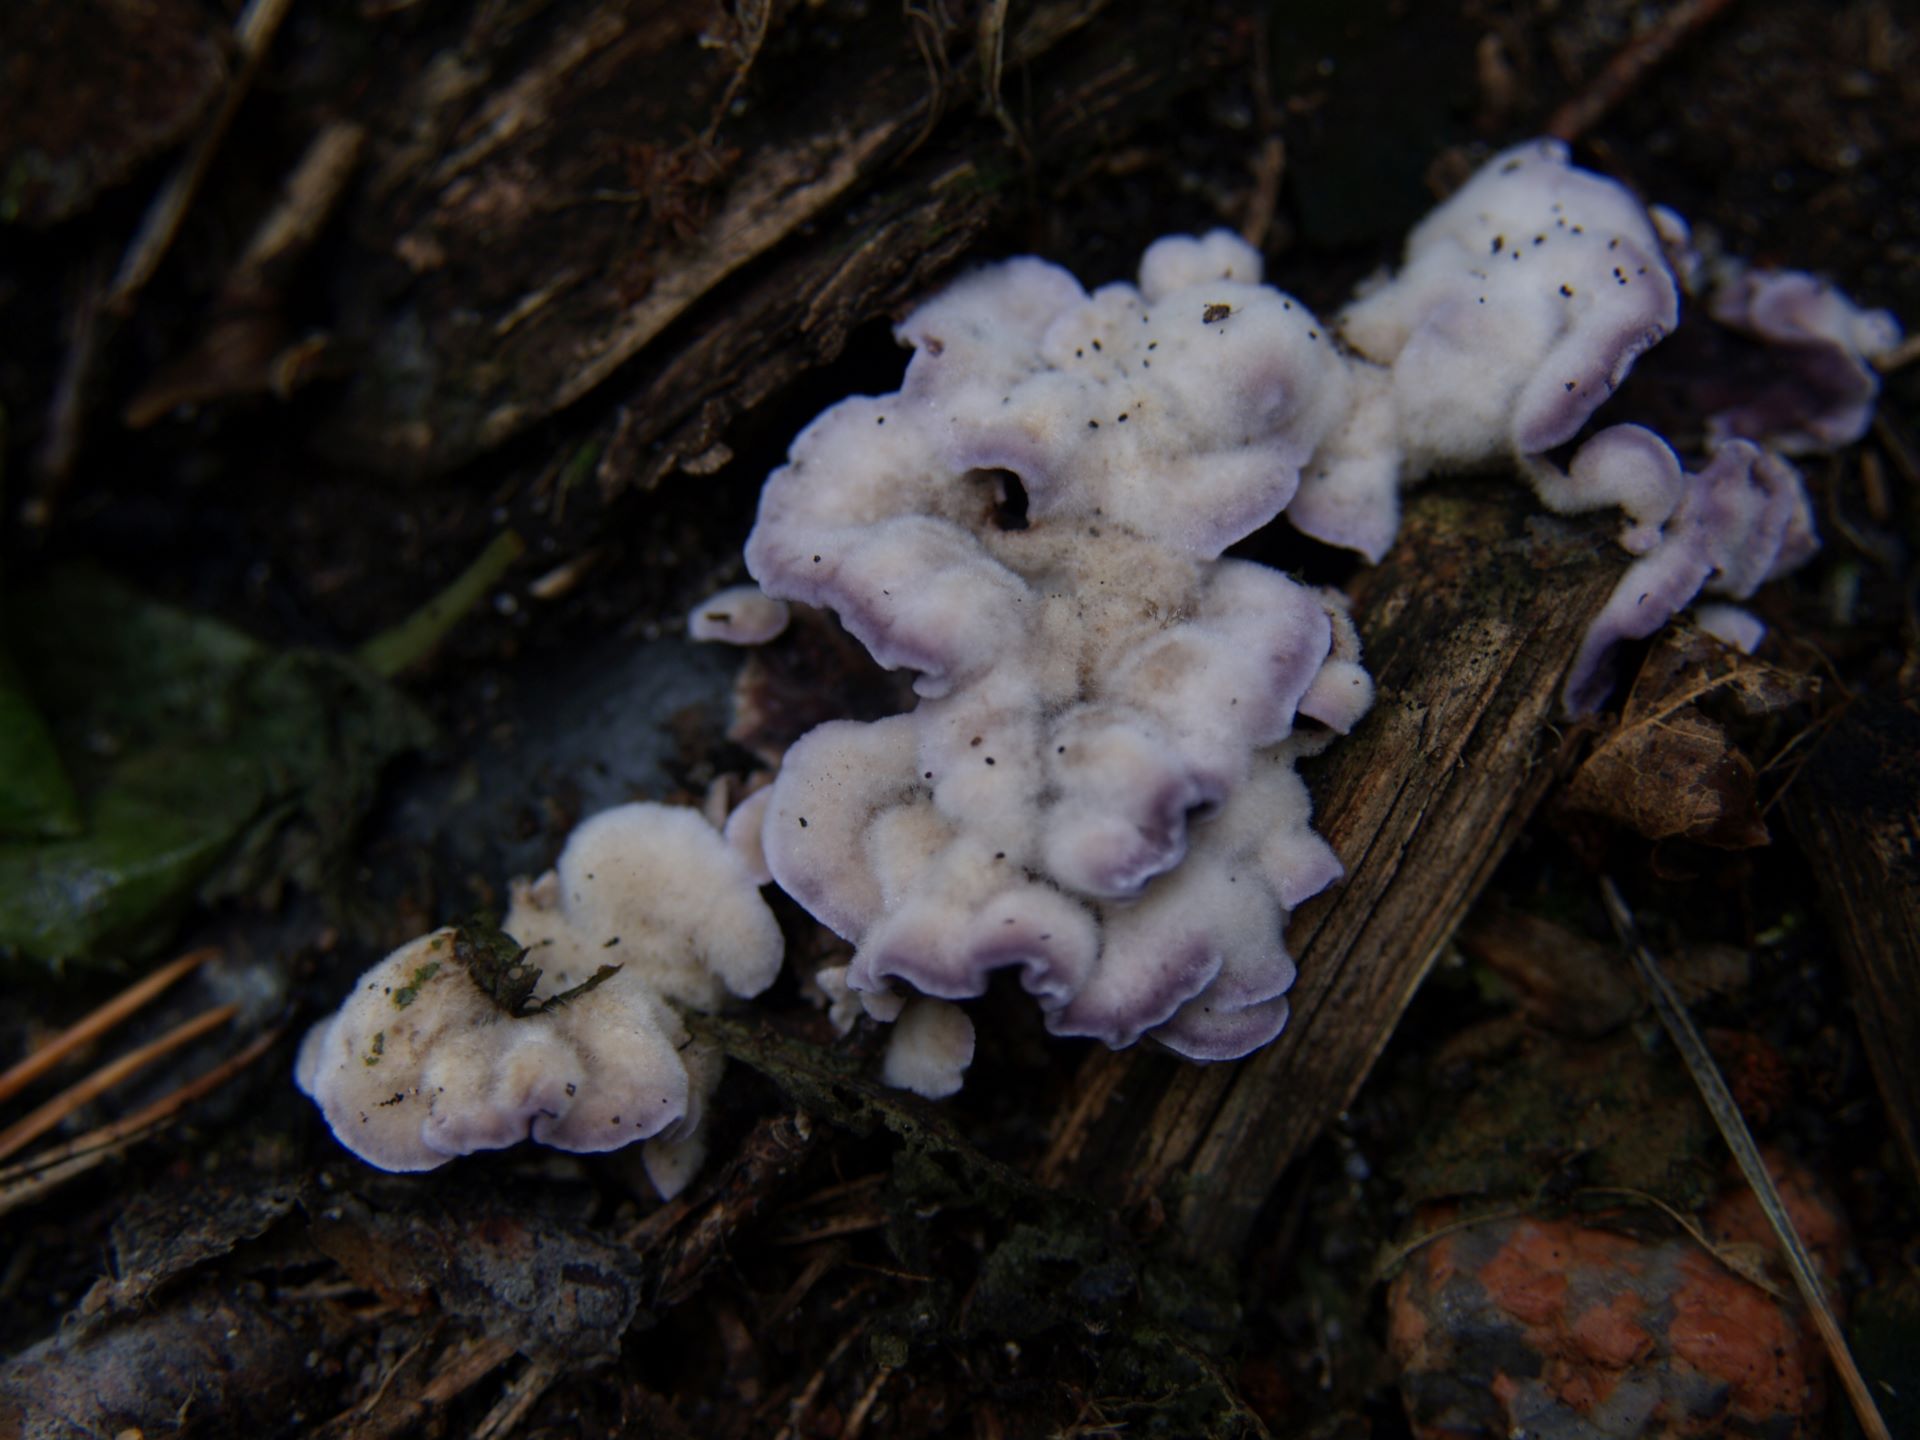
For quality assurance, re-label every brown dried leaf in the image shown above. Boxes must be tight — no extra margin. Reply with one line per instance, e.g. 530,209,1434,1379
1563,627,1817,848
1566,702,1769,846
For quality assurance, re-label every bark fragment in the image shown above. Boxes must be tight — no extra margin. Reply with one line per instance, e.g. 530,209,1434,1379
1041,489,1625,1258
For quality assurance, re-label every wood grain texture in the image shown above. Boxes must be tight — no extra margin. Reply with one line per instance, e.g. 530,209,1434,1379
1041,484,1626,1260
322,0,1227,477
1784,696,1920,1188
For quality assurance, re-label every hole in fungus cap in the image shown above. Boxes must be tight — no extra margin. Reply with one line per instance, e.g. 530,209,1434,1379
964,467,1031,531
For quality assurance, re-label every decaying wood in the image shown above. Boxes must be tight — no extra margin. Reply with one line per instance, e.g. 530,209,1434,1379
1784,696,1920,1188
321,0,1225,478
1041,486,1625,1260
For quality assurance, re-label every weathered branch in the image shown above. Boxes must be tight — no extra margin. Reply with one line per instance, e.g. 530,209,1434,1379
323,0,1232,479
1041,484,1624,1259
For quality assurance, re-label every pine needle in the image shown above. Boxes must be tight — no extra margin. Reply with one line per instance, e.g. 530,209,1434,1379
0,946,217,1106
1599,876,1889,1440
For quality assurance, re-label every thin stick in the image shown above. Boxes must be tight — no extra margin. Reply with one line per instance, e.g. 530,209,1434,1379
420,1335,520,1406
26,248,111,510
352,1325,440,1422
0,1027,282,1217
0,1003,238,1163
0,946,218,1106
471,1357,559,1440
1369,1204,1534,1286
1545,0,1738,143
355,529,526,678
108,0,296,310
978,0,1027,162
841,1365,894,1440
1598,878,1890,1440
769,1322,865,1440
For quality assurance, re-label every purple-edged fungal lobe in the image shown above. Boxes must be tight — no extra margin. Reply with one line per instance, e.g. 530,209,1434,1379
1556,427,1815,713
1274,139,1881,713
727,141,1888,1075
296,802,781,1195
1703,259,1902,453
745,228,1370,1061
1292,138,1681,560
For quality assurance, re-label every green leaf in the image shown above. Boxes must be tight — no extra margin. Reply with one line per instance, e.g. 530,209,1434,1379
0,744,263,963
0,572,431,972
0,646,83,839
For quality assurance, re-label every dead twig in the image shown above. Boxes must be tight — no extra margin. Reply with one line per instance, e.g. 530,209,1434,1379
1239,4,1283,251
124,119,367,427
25,248,111,518
841,1364,894,1440
350,1325,441,1427
1241,137,1286,252
902,1,957,154
703,0,773,143
419,1335,521,1407
978,0,1029,163
768,1318,868,1440
648,1111,819,1307
109,0,297,311
327,1331,519,1440
1545,0,1739,143
1598,878,1890,1440
471,1356,561,1440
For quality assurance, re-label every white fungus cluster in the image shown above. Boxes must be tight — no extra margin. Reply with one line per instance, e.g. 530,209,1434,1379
742,227,1376,1065
306,139,1898,1172
296,803,781,1195
1293,138,1682,562
727,138,1897,1086
1293,139,1891,706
